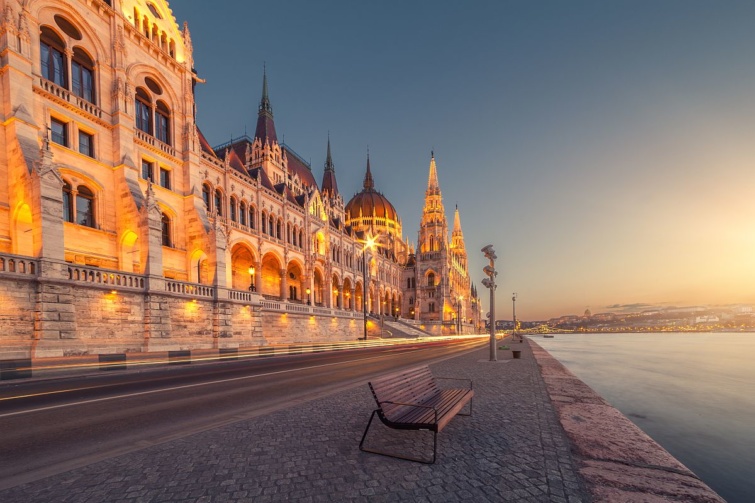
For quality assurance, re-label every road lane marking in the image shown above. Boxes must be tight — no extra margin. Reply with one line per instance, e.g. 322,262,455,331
0,342,480,418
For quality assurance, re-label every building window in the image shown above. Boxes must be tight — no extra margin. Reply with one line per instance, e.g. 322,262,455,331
40,27,67,88
159,167,170,190
141,160,155,182
214,190,223,216
75,186,95,228
78,130,94,157
427,272,435,287
63,182,73,222
261,211,267,234
239,202,247,226
135,88,152,134
161,213,171,247
250,207,256,229
155,101,170,145
202,184,211,209
230,198,237,222
429,302,435,313
71,48,95,104
50,118,67,147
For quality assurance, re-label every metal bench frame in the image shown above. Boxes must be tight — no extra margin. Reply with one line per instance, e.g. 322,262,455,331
359,365,474,464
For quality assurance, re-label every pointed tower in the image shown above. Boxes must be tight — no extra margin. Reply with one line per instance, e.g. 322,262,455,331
418,152,448,253
250,68,286,185
451,205,465,252
321,135,339,199
254,67,278,145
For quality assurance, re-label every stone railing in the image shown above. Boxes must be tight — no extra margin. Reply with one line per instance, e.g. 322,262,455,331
229,289,255,303
260,297,362,319
164,280,214,298
0,253,39,276
67,264,144,290
135,129,177,158
37,77,104,119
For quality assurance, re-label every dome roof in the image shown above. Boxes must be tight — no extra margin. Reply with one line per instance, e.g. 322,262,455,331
345,155,399,223
345,190,398,221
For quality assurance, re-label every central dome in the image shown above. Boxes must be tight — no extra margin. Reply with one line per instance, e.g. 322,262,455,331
344,156,400,235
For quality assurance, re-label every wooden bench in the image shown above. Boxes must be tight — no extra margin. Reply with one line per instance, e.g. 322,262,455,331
359,365,474,464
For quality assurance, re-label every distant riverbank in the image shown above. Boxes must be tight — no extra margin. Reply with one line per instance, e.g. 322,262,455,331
535,332,755,503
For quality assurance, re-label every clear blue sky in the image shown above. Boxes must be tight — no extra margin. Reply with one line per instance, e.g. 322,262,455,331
170,0,755,320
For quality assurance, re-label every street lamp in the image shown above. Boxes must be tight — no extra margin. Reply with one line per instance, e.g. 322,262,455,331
248,266,256,292
456,295,463,334
512,292,518,342
306,287,311,305
481,245,498,361
361,235,376,340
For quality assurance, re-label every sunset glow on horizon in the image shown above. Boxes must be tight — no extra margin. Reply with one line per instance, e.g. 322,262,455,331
173,0,755,320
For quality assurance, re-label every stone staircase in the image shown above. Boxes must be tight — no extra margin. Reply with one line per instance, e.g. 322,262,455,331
380,318,434,339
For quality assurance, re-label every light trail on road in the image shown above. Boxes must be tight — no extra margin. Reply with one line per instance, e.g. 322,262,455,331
0,337,484,491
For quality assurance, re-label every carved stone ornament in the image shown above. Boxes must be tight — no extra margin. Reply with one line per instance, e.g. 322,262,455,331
203,169,209,179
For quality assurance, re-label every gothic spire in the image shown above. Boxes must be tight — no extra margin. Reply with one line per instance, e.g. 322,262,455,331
254,66,278,144
453,204,462,233
427,151,440,192
321,134,339,198
363,150,374,191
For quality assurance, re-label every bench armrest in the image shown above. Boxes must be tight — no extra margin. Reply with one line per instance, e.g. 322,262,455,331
380,400,438,424
434,377,473,390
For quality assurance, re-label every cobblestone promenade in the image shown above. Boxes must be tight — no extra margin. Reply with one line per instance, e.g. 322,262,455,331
1,341,589,502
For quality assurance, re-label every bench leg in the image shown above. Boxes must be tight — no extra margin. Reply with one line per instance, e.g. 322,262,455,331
457,397,473,417
359,409,437,464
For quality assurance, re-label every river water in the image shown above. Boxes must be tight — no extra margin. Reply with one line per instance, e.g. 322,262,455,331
534,332,754,503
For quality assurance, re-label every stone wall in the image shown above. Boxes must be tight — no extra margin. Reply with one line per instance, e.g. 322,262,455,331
261,312,361,345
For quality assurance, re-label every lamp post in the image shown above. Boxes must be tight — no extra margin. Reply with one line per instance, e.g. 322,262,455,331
456,295,463,334
481,245,498,361
361,235,376,340
306,287,311,305
512,292,518,342
248,266,256,292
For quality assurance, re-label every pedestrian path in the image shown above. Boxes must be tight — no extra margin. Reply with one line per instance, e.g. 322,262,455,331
1,341,589,502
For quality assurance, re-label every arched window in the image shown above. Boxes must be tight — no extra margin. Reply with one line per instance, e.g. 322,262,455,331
250,206,256,229
261,211,267,234
287,223,292,244
239,202,247,226
161,213,171,247
62,182,73,222
229,197,237,222
202,184,211,210
276,219,282,239
299,230,303,249
269,216,275,237
292,226,298,247
214,189,223,216
40,27,66,87
71,47,95,103
155,100,170,145
427,272,435,287
75,186,95,228
135,88,152,134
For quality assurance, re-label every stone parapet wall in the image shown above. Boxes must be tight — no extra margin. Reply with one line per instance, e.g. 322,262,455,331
530,340,724,503
0,269,365,357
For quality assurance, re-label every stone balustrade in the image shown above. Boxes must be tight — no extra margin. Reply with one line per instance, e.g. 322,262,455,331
67,265,144,290
37,78,104,119
0,253,39,276
135,129,177,158
164,280,214,298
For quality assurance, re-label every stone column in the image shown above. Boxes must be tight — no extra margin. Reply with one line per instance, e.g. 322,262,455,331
279,268,287,300
350,287,356,311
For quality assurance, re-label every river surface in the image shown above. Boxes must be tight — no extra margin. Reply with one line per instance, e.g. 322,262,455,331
534,332,754,503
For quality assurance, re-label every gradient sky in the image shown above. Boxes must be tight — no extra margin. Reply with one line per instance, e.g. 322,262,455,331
169,0,755,320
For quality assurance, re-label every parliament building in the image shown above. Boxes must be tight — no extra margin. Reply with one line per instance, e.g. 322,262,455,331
0,0,480,357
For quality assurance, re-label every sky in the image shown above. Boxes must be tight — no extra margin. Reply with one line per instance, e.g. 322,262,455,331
168,0,755,320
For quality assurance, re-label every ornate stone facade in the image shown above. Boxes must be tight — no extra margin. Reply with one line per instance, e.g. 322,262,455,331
0,0,479,357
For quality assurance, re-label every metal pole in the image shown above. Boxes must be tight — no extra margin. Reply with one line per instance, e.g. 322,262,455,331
363,251,368,341
512,293,517,341
489,284,496,361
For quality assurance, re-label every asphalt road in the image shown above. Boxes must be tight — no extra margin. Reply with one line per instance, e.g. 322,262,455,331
0,338,484,490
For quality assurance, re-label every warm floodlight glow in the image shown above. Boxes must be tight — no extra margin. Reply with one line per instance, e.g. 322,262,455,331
248,266,255,275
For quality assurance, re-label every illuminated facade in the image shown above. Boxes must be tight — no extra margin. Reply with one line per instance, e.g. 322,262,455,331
0,0,478,356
